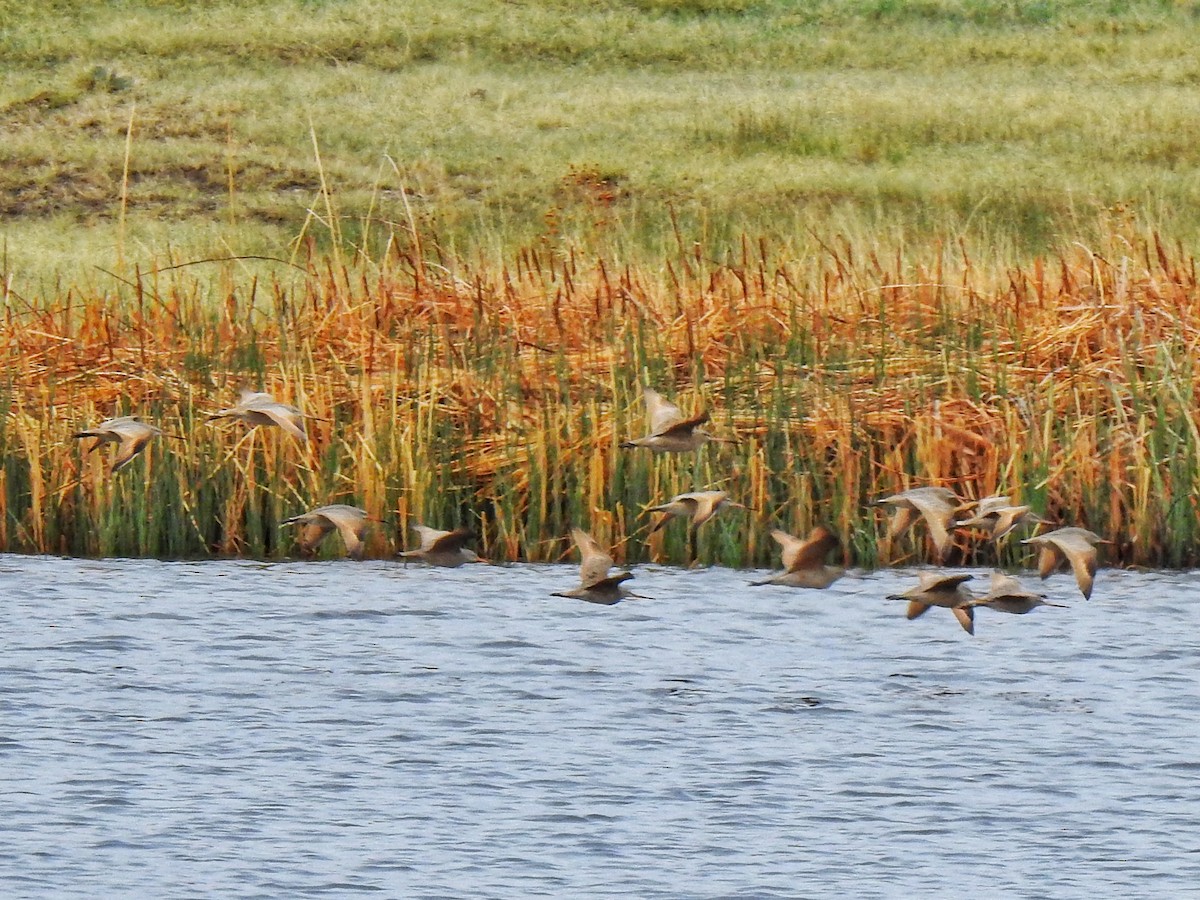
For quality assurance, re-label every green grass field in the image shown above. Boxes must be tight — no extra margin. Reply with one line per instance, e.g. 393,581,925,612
3,0,1200,287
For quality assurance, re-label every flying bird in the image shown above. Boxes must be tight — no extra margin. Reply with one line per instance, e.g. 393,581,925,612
282,504,369,559
551,527,644,605
966,571,1067,615
886,571,976,635
875,486,965,562
648,490,745,534
751,526,843,589
73,415,162,474
620,388,730,453
1022,526,1103,600
955,495,1044,541
207,389,307,442
398,525,485,568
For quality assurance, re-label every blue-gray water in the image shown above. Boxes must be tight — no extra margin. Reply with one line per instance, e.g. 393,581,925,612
2,554,1199,898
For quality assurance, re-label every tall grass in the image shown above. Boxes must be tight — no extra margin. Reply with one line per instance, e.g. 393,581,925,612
5,219,1200,568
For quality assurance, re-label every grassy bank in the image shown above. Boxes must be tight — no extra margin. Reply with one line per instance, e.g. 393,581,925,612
4,218,1200,568
3,1,1200,286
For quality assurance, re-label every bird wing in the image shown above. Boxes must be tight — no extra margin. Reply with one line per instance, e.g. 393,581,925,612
321,507,368,559
887,506,920,539
769,529,807,570
917,571,974,592
297,519,335,552
907,492,958,559
411,524,449,552
428,528,472,555
643,389,684,434
1034,543,1063,580
253,404,307,441
953,606,976,635
906,601,931,620
655,409,710,439
689,492,725,527
1051,534,1098,600
989,506,1032,539
778,528,838,572
111,430,154,473
572,528,615,587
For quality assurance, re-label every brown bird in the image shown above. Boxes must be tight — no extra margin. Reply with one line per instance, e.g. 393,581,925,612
1022,527,1103,600
282,504,369,559
886,571,976,635
73,415,162,474
955,495,1044,541
207,389,307,442
875,486,964,562
648,490,745,534
966,571,1067,615
398,525,485,568
620,388,730,453
551,528,644,605
751,526,844,589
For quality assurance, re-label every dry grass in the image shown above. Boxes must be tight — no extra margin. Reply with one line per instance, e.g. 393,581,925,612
4,219,1200,567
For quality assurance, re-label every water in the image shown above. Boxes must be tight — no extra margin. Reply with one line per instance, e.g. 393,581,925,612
2,555,1199,898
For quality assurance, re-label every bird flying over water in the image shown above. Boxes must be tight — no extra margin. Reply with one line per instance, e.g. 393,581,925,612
206,389,307,442
751,525,844,589
1022,526,1103,600
398,525,485,568
648,490,745,533
887,571,976,635
966,571,1066,615
551,527,643,605
620,388,730,453
875,486,964,562
73,415,161,475
955,495,1044,542
282,504,369,559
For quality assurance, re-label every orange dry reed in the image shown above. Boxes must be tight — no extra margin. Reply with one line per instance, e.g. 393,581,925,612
3,229,1200,567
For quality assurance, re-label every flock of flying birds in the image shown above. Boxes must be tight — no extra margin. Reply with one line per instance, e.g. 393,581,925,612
72,387,1105,634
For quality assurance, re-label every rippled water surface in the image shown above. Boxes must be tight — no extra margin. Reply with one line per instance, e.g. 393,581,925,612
2,555,1199,897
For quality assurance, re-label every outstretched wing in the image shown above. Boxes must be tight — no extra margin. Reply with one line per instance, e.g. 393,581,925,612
643,389,684,435
572,528,615,587
255,404,307,442
656,409,709,438
429,528,473,555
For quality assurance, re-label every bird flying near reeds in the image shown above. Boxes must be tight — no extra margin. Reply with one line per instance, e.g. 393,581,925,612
398,525,485,568
875,486,965,562
206,389,307,442
620,388,731,453
282,504,369,559
73,415,161,475
648,490,745,533
551,527,644,605
1022,527,1104,600
965,571,1066,615
955,495,1044,541
751,525,844,588
887,571,976,635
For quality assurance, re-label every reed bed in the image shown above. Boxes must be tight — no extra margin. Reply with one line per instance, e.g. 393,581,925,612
4,225,1200,569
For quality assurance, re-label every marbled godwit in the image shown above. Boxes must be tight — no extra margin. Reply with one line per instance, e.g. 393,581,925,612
648,490,744,534
282,504,368,559
73,416,161,474
1022,526,1103,600
398,525,485,568
955,495,1044,541
886,571,976,635
966,571,1067,615
207,389,307,442
620,388,730,453
551,527,644,605
751,526,843,588
875,486,964,562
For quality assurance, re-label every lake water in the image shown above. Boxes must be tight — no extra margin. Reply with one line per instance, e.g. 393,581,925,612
2,554,1198,898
